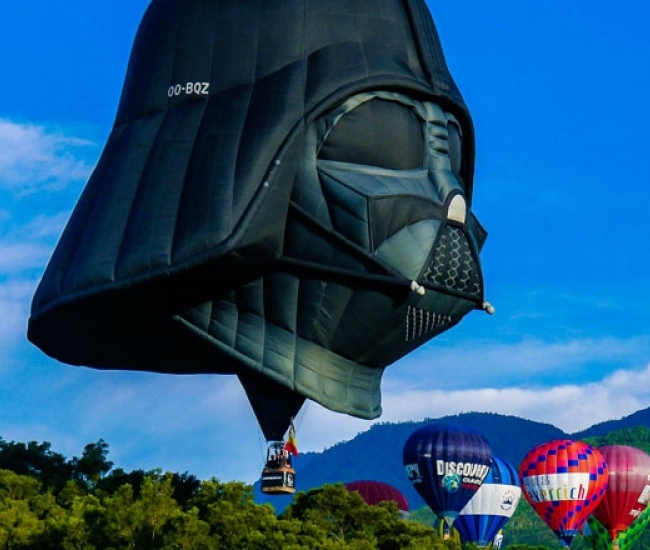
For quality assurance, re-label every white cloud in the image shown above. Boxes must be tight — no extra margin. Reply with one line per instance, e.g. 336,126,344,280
0,118,95,194
194,360,650,478
394,335,650,390
0,242,53,273
0,214,67,358
374,362,650,434
17,212,71,240
285,361,650,453
3,353,650,485
0,367,266,482
0,279,37,348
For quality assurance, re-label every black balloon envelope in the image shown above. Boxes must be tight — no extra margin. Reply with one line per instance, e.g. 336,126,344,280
28,0,490,443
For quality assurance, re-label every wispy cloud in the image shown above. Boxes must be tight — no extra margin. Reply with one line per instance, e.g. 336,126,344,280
0,365,263,481
68,334,650,438
295,362,650,448
16,212,71,240
0,119,87,353
378,362,650,434
0,210,70,273
8,352,647,483
0,118,96,195
0,212,65,352
0,279,35,348
0,243,53,273
394,335,650,389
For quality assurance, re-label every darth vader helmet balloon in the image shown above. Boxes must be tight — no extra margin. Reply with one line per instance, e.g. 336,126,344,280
28,0,490,440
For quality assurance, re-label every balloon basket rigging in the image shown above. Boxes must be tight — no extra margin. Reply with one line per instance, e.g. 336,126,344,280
261,440,296,495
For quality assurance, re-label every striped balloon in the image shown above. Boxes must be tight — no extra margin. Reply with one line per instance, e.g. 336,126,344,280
519,439,609,547
455,455,522,547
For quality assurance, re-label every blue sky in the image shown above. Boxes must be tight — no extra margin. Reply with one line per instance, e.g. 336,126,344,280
2,1,650,485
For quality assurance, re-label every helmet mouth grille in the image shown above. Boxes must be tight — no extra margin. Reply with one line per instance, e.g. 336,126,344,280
422,225,482,300
405,305,452,342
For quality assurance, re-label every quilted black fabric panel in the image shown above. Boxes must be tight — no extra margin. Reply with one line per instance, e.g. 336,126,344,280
28,0,483,440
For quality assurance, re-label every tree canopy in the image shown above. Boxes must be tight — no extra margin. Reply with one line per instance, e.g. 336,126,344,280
1,430,649,549
0,436,463,549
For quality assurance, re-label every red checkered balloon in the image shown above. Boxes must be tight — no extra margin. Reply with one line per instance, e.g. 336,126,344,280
519,439,609,547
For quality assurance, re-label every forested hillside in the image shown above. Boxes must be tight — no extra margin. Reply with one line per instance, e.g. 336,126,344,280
0,437,452,549
1,410,650,548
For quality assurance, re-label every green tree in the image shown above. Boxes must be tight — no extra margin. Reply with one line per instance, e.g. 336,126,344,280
130,472,183,548
83,471,212,549
54,495,101,550
169,472,201,507
283,483,449,549
584,426,650,455
92,482,136,548
159,506,213,550
0,498,44,549
56,480,87,509
0,440,72,493
190,478,281,549
96,468,146,498
71,440,113,490
0,470,69,549
0,470,41,502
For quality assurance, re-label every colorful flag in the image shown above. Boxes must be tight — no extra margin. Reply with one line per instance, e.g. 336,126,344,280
284,424,299,456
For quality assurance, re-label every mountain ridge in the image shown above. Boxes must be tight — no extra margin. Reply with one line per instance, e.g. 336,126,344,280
254,406,650,511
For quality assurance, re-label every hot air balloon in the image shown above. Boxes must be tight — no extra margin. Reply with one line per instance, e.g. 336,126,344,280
454,455,522,548
592,445,650,542
582,516,610,550
403,422,492,527
614,503,650,550
345,480,409,518
27,0,490,489
519,439,609,547
584,506,650,550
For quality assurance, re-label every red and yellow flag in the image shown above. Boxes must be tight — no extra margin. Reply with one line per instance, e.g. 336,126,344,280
284,424,298,456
